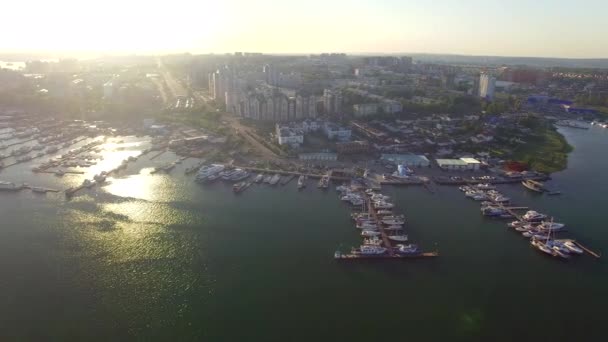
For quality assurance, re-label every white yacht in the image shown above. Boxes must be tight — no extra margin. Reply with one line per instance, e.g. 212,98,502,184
363,236,383,246
373,201,394,209
353,245,387,255
563,241,584,254
538,221,565,231
195,164,225,181
356,223,378,230
0,181,18,191
382,219,405,225
297,175,306,189
360,230,382,237
522,211,547,222
388,235,408,242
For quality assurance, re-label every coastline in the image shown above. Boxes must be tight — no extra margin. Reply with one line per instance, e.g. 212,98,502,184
512,126,573,174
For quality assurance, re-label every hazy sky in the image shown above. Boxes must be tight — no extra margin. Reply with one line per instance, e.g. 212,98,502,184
2,0,607,58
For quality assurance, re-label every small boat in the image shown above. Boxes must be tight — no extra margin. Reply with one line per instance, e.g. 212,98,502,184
530,239,553,255
563,241,584,254
522,211,547,222
357,223,378,230
475,183,495,190
297,175,306,189
522,179,544,193
363,236,383,246
352,245,387,255
382,219,405,225
376,210,392,215
537,221,565,231
481,207,506,216
253,174,264,183
31,187,47,193
269,174,281,185
373,201,394,209
352,213,373,221
507,221,526,228
360,230,382,237
388,235,408,242
233,181,250,193
394,244,420,255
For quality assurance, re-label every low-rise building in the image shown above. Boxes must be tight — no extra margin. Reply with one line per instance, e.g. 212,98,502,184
276,124,304,147
381,153,430,167
336,141,370,154
323,122,351,141
298,152,338,161
436,157,481,170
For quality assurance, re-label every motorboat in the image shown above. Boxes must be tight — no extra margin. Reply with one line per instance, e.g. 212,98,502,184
373,201,394,209
394,244,420,255
475,183,496,190
376,210,392,215
357,223,378,230
388,235,408,242
351,213,373,221
360,230,382,237
481,207,506,216
297,175,306,189
563,241,584,254
545,240,571,256
507,221,526,228
382,219,405,225
269,174,281,185
363,236,383,246
254,174,264,183
530,239,553,255
537,221,565,231
522,211,547,222
353,245,387,255
522,179,544,193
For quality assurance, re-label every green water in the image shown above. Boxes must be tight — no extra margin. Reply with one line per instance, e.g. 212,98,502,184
0,127,607,341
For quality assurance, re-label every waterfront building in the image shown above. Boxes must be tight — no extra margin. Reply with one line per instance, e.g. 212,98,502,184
436,158,481,170
381,154,430,167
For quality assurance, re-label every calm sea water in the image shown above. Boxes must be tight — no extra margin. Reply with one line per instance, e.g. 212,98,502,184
0,127,606,341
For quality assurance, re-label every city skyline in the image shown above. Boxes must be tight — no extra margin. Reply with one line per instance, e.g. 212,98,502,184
2,0,608,59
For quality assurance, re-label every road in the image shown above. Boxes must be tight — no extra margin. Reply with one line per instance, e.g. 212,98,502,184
225,114,283,160
156,57,187,99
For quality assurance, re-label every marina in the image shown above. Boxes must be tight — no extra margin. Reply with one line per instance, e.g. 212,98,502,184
458,182,600,261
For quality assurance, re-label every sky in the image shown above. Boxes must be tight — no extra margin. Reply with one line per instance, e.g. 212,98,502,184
1,0,607,58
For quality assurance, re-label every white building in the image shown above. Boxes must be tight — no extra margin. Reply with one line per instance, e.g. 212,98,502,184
436,158,481,171
479,73,496,100
275,124,304,147
323,122,351,141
